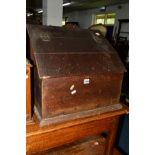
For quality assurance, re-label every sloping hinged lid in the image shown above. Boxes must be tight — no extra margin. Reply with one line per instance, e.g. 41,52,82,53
27,24,126,79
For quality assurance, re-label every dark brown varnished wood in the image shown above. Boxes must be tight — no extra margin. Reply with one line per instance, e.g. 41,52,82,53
40,74,123,119
27,25,126,123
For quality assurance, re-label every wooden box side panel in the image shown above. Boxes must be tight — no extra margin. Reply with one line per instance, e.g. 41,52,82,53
33,68,42,118
29,42,43,118
41,73,123,119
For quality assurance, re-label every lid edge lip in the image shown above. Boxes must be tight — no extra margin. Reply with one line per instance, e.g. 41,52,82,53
39,71,126,79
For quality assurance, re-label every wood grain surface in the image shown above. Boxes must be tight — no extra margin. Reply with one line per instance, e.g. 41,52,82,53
26,104,128,155
26,63,32,121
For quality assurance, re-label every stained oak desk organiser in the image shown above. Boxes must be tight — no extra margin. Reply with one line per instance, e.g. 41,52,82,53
26,25,128,155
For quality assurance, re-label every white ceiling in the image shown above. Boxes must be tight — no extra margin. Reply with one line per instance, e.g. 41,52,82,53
27,0,129,12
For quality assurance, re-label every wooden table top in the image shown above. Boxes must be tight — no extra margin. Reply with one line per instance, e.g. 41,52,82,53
26,104,128,154
27,104,128,133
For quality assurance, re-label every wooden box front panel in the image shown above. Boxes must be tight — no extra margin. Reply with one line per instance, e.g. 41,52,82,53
40,73,123,119
26,65,31,121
